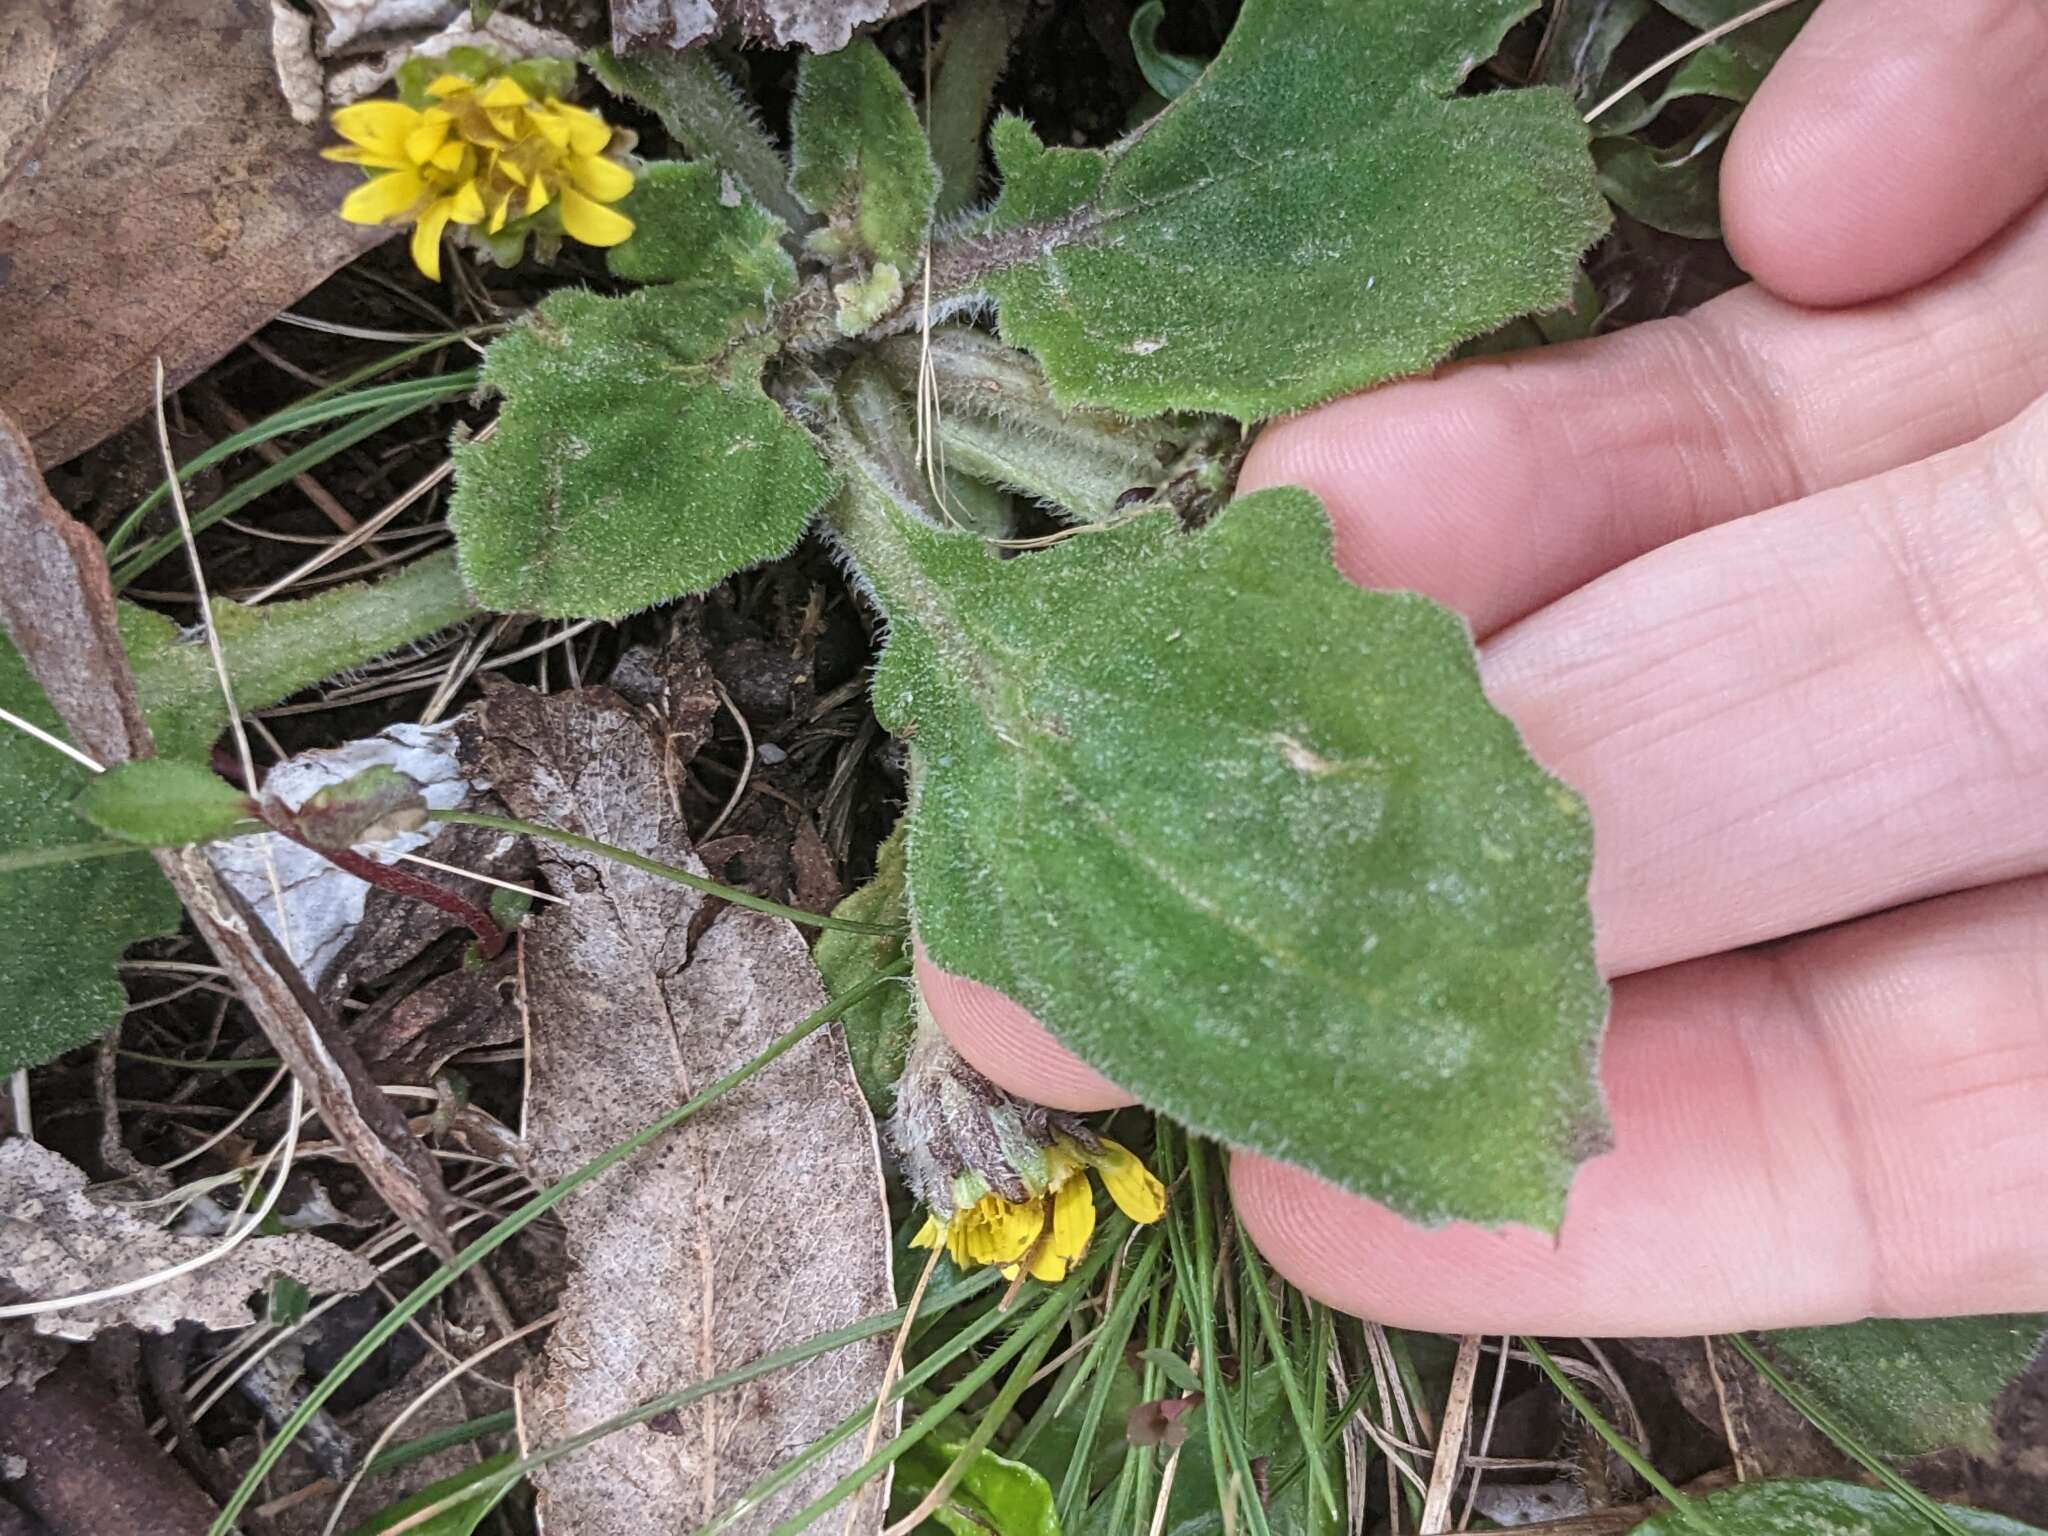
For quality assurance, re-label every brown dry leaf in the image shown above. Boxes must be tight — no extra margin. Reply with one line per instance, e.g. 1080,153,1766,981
0,1138,376,1341
478,680,896,1536
0,414,150,762
0,0,387,467
612,0,924,54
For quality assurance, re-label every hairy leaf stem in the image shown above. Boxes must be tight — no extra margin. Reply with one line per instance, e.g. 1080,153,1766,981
590,48,813,237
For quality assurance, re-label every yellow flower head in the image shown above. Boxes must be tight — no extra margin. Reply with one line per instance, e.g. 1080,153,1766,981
324,54,635,281
912,1137,1167,1284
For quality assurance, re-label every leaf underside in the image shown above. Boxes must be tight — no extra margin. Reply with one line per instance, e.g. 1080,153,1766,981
857,486,1607,1229
983,0,1612,419
1630,1480,2044,1536
1760,1315,2048,1457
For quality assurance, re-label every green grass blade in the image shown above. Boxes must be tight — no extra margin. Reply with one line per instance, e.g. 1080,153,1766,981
1183,1140,1273,1536
692,1268,1013,1536
361,1411,516,1479
111,393,453,586
762,1234,1124,1536
438,812,904,936
1236,1215,1340,1523
1521,1337,1717,1536
1055,1229,1165,1531
103,371,477,563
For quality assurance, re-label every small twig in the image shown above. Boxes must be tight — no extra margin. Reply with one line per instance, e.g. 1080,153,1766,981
703,678,756,840
1701,1337,1751,1482
1420,1335,1482,1533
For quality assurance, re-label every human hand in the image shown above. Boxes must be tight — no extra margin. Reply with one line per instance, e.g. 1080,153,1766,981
916,0,2048,1335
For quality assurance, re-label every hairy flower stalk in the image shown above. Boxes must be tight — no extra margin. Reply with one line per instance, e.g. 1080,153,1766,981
326,55,635,280
890,995,1165,1282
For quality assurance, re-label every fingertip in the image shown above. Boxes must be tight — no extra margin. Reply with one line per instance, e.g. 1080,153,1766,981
914,951,1135,1112
1230,1152,1588,1332
1723,0,2048,306
1238,367,1561,632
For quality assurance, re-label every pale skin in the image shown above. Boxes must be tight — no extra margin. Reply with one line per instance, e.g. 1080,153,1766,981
919,0,2048,1336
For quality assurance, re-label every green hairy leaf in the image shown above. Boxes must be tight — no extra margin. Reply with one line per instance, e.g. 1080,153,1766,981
981,0,1611,418
450,286,836,620
0,629,181,1075
589,48,812,235
1759,1316,2048,1457
75,759,251,847
1593,130,1728,239
1629,1480,2043,1536
607,161,797,292
790,38,938,273
0,552,474,1073
132,552,474,761
831,474,1606,1229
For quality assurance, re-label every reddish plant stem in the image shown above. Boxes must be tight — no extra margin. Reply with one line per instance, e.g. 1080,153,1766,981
255,803,507,958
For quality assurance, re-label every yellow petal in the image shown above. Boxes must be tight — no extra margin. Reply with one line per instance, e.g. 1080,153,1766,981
485,184,514,234
962,1195,1043,1267
428,136,469,173
339,169,427,225
530,109,574,151
448,179,487,225
544,99,613,155
1050,1173,1096,1263
410,195,455,280
322,144,408,170
1025,1241,1068,1283
425,73,474,100
330,99,421,158
486,107,528,142
523,174,551,217
1092,1141,1166,1224
403,111,452,167
569,152,634,203
911,1215,944,1251
497,155,529,187
478,76,531,108
559,186,634,247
